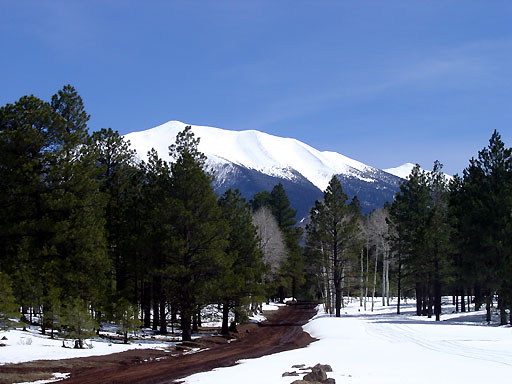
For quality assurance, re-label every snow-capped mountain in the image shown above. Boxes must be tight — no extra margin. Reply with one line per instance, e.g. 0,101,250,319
384,163,453,180
125,121,403,217
384,163,417,179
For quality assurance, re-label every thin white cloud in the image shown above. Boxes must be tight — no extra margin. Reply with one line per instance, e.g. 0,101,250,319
239,37,512,129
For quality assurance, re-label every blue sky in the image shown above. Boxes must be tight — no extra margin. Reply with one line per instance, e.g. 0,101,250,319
1,1,511,175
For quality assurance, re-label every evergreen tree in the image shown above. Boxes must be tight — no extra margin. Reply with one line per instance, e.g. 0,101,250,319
91,128,138,306
426,161,451,321
61,298,96,349
141,148,173,333
217,189,265,334
114,298,142,344
251,190,271,211
390,163,452,320
0,95,57,302
0,273,20,330
166,126,229,341
391,165,431,316
267,183,305,300
42,285,62,339
456,131,512,323
306,176,360,317
44,85,109,306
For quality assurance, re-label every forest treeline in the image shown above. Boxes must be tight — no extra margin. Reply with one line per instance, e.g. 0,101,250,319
305,132,512,326
0,86,303,343
1,86,511,347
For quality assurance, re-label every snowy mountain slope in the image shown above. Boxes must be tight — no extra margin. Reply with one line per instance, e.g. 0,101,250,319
125,121,378,192
384,162,453,180
125,120,403,216
384,163,417,179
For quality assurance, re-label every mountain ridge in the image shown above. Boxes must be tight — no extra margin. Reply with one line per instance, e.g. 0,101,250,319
124,120,404,217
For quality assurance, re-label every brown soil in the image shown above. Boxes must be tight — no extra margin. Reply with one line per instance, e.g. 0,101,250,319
0,302,317,384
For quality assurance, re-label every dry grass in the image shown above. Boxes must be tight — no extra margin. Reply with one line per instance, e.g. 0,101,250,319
0,371,54,384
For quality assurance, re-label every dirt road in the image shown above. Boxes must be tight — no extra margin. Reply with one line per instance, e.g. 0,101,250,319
61,302,316,384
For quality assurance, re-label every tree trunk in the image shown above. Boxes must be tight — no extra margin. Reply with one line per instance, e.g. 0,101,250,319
474,285,483,311
170,302,177,334
192,311,198,333
335,286,342,317
385,247,390,306
498,295,507,325
181,313,192,341
278,286,285,303
415,283,422,316
427,291,433,318
485,295,492,323
333,238,342,317
364,243,369,311
382,243,386,306
397,253,402,315
340,265,345,309
221,300,230,335
152,299,159,331
434,280,441,321
360,248,364,307
371,245,378,312
143,282,151,328
160,299,167,334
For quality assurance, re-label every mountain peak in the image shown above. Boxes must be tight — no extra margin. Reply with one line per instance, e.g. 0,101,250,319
125,121,377,192
384,162,452,180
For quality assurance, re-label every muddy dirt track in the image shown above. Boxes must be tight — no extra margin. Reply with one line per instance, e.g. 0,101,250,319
0,302,317,384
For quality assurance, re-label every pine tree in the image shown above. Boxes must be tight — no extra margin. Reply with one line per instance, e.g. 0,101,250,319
45,85,109,307
141,148,173,333
268,183,305,300
114,298,142,344
390,163,452,320
0,95,57,305
456,131,512,323
217,189,265,334
91,128,138,306
166,126,229,341
42,285,61,339
61,297,96,348
0,273,20,330
307,176,360,317
426,161,451,321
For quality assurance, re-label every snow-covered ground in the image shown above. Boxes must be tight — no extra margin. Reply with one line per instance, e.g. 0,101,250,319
184,299,512,384
0,302,282,366
0,328,174,365
3,299,510,383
